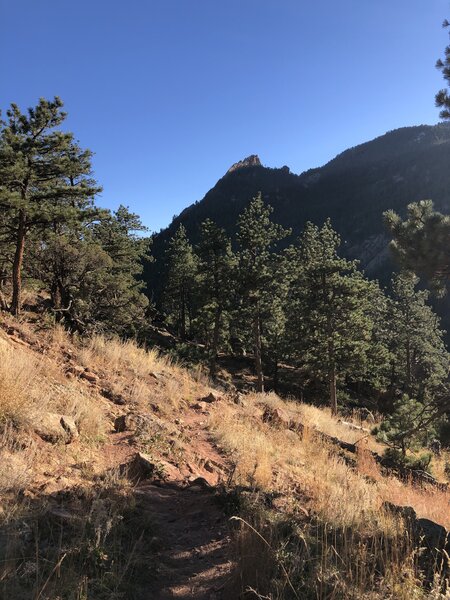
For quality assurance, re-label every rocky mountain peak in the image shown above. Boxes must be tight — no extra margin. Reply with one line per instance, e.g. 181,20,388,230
227,154,261,174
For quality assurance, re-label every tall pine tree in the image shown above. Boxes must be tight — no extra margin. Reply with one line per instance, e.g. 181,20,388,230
162,224,198,340
196,219,235,377
236,194,290,392
292,221,388,414
384,201,450,296
387,271,448,401
0,97,100,314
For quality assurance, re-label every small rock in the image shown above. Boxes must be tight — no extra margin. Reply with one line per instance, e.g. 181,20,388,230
191,401,208,411
60,415,79,441
201,392,223,404
132,453,179,480
101,387,126,405
35,413,79,444
80,370,99,384
114,412,161,433
187,476,213,490
204,460,215,473
66,364,85,377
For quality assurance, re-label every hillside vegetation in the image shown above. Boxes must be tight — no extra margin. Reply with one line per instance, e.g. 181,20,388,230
0,311,449,598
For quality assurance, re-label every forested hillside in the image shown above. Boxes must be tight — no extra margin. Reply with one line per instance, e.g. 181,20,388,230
145,122,450,300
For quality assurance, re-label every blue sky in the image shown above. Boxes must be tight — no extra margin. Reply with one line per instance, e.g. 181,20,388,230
1,0,449,232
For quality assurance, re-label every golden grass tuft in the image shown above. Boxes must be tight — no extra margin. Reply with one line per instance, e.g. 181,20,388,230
0,339,47,428
0,337,104,441
77,334,166,378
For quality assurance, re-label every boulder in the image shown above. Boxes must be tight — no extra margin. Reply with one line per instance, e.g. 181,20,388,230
66,365,85,377
415,518,449,552
383,501,450,580
60,415,79,441
114,412,163,434
35,413,79,444
200,392,222,404
191,401,209,411
187,476,213,490
262,405,291,429
131,452,178,480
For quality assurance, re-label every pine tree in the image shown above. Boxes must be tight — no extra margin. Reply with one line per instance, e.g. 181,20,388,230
436,18,450,119
384,201,450,296
89,206,150,334
196,219,235,377
377,395,434,458
387,271,448,401
236,194,290,392
29,206,149,335
162,225,198,339
0,98,100,314
293,220,389,414
261,247,295,393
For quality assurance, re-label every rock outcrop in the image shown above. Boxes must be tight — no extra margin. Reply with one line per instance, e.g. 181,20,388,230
227,154,261,173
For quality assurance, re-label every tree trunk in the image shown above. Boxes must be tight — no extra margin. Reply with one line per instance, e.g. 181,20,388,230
11,210,26,316
51,279,62,310
209,305,222,378
406,338,411,393
0,289,8,311
329,365,337,415
253,308,264,393
273,357,279,394
326,306,337,414
180,285,186,340
0,270,8,310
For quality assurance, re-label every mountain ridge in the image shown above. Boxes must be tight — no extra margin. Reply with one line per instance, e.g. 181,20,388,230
145,122,450,313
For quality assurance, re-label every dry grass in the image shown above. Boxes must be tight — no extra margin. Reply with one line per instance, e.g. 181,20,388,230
356,443,450,528
381,476,450,529
76,334,205,415
0,336,104,441
431,449,450,483
213,393,450,598
0,338,49,427
212,391,450,530
210,395,386,531
77,334,167,378
0,425,35,494
255,392,385,453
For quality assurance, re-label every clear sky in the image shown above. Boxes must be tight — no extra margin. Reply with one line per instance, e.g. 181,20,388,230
1,0,449,232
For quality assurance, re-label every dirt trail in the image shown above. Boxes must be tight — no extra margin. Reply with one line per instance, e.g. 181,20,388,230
136,481,234,599
135,405,236,599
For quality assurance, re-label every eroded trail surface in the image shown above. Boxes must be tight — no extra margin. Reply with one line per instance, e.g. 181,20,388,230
136,481,234,599
127,401,236,599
